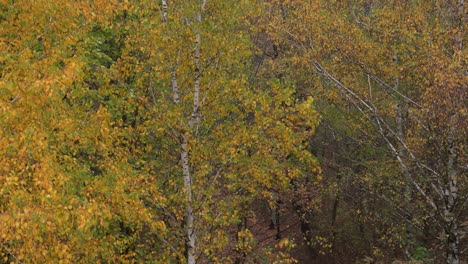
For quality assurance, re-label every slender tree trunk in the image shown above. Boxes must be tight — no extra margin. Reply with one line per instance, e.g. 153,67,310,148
181,133,196,264
182,2,206,263
394,67,414,258
271,191,281,240
445,1,463,263
235,214,248,264
161,0,168,22
171,49,181,104
192,1,206,126
455,0,464,52
330,181,340,252
444,122,459,264
162,2,195,262
193,17,200,118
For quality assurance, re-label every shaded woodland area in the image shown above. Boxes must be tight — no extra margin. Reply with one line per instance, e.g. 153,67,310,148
0,0,466,263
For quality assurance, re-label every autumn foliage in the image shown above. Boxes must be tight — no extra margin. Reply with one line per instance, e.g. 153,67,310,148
0,0,466,263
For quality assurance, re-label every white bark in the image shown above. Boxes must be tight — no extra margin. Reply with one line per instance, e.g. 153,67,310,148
162,0,179,104
314,61,465,264
171,66,180,104
446,2,463,263
443,117,460,264
161,1,194,261
161,0,168,22
191,1,206,126
445,129,459,264
182,2,207,263
181,132,196,264
171,49,181,104
192,26,200,125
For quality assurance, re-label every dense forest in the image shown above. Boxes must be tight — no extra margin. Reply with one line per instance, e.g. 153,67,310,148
0,0,466,263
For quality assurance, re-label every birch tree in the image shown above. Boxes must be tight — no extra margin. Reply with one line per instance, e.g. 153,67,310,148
110,0,320,262
258,0,467,262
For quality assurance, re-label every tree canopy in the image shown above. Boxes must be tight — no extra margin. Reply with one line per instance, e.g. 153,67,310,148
0,0,466,263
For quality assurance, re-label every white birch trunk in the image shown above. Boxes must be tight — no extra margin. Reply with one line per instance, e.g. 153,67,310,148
171,67,180,104
162,0,179,104
182,2,206,263
445,2,463,263
162,1,199,262
181,132,196,264
444,115,460,264
191,1,206,126
161,0,168,22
